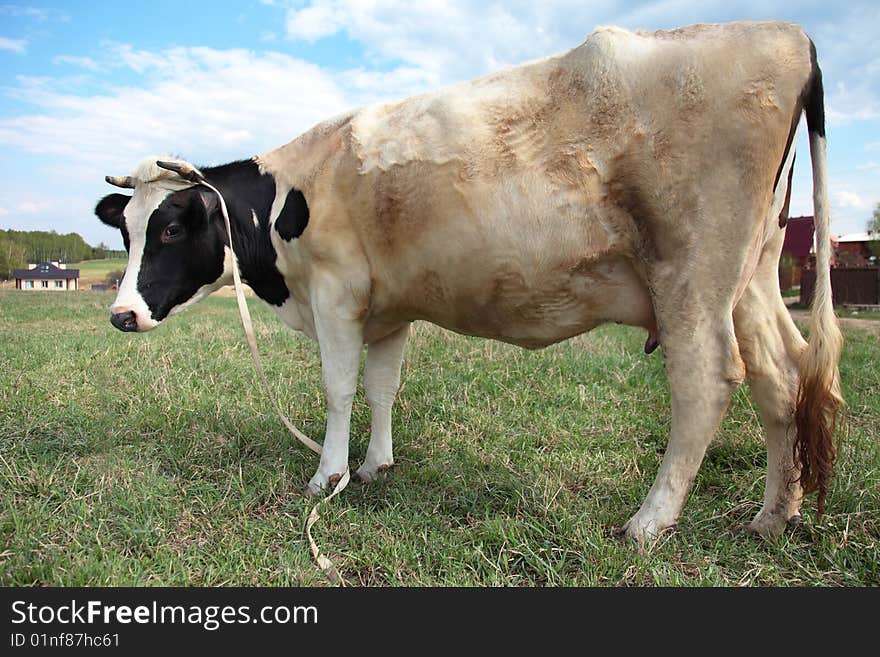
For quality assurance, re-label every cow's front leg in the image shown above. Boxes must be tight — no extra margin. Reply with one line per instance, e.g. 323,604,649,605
307,306,364,495
357,323,410,482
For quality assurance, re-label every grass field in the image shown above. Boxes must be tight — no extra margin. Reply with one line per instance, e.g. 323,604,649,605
838,310,880,321
787,302,880,322
1,290,878,586
70,258,127,287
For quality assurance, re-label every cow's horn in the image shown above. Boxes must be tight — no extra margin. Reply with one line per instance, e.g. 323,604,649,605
105,175,135,189
156,160,204,184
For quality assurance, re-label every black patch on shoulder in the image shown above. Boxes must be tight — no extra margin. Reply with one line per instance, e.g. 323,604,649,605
201,159,290,307
275,189,309,241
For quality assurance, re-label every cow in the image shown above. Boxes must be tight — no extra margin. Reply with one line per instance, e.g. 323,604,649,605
95,21,843,543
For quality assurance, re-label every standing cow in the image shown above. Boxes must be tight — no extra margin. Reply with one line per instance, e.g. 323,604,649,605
96,21,842,542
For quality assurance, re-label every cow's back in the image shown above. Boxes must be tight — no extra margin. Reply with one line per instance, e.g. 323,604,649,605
260,21,814,346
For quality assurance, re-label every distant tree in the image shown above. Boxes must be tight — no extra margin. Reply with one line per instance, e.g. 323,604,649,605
0,229,95,263
106,270,125,287
0,229,123,269
870,203,880,234
778,253,796,291
0,235,27,280
869,203,880,259
91,242,112,259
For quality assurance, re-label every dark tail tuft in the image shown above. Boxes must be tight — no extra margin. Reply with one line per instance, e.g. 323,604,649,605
792,37,844,518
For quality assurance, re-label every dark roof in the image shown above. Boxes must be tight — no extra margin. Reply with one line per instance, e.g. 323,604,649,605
13,262,80,280
782,216,814,259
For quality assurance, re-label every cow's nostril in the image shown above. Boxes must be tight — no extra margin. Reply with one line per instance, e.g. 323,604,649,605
110,310,138,332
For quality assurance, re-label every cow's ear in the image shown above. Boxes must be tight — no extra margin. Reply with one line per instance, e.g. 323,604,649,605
95,193,130,229
192,188,218,220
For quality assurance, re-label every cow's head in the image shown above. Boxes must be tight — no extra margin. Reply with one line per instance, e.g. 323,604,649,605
95,157,231,332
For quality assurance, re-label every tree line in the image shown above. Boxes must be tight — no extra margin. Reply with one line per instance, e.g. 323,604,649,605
0,229,125,279
871,203,880,259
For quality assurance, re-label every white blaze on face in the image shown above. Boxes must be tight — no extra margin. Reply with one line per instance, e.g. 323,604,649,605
110,182,172,331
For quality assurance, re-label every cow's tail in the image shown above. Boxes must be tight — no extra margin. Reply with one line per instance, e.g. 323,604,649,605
794,39,844,516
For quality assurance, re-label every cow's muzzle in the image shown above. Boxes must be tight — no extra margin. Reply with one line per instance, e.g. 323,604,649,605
110,310,139,332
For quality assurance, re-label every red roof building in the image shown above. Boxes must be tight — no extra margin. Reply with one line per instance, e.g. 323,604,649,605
835,231,879,268
780,216,814,288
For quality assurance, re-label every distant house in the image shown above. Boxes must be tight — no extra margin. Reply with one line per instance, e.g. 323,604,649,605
834,231,879,268
799,231,880,307
780,216,814,288
13,261,79,291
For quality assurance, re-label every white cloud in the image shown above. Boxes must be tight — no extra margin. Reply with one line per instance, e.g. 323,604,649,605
0,5,49,21
275,1,880,123
836,190,871,210
856,161,879,171
810,4,880,125
7,4,879,176
338,65,437,106
0,45,353,172
3,2,880,246
0,206,9,216
15,200,52,214
0,44,378,247
53,55,101,71
286,2,346,41
0,5,69,24
827,81,880,124
611,0,783,30
0,37,26,53
281,0,567,85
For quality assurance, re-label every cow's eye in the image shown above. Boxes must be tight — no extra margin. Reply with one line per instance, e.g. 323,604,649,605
162,224,184,243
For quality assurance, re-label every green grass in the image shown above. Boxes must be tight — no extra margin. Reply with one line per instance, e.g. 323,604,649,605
788,303,880,322
1,290,878,586
838,310,880,321
71,258,127,286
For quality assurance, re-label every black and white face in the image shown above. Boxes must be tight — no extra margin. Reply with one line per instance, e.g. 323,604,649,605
95,180,231,332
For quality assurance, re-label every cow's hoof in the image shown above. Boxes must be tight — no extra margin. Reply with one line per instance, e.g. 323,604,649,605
306,470,347,496
744,511,802,539
622,512,675,548
356,461,394,483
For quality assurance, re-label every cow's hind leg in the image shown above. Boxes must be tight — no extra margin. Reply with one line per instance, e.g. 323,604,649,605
734,263,807,536
623,307,746,542
357,323,410,482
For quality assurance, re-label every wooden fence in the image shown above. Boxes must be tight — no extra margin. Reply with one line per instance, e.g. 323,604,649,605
800,268,880,306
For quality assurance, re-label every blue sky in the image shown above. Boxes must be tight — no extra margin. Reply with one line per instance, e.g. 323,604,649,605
1,1,878,249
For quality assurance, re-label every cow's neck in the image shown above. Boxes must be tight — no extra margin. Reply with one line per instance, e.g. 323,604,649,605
201,160,290,307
